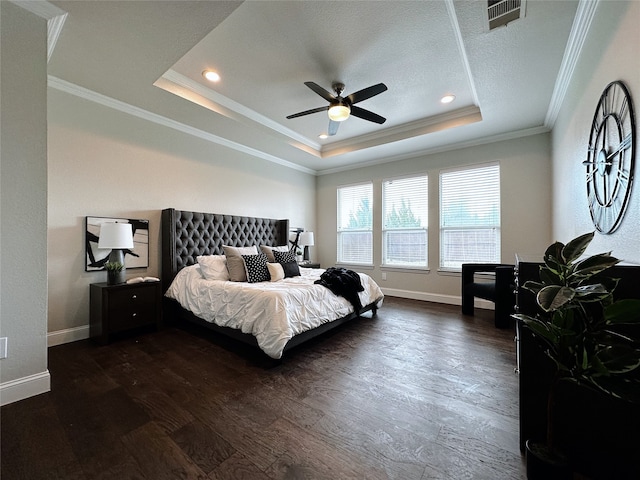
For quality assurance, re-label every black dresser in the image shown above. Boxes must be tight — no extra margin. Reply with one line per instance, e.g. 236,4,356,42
515,262,640,479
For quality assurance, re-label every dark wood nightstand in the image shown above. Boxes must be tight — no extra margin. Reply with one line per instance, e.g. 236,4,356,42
90,281,162,345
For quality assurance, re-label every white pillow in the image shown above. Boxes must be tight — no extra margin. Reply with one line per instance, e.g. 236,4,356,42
223,245,258,282
266,262,285,282
196,255,229,281
260,245,290,262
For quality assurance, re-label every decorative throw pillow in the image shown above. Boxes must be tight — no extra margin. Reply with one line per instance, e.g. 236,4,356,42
260,245,290,263
196,255,230,281
266,262,285,282
242,253,270,283
281,261,301,278
223,245,258,282
273,249,297,264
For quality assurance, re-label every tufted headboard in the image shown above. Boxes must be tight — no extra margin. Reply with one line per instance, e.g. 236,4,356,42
161,208,289,292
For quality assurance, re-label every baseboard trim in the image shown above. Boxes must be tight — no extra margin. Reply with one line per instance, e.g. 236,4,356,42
47,325,89,347
44,293,492,349
0,370,51,406
380,288,494,310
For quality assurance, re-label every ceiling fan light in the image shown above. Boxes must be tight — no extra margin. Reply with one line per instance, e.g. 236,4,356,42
328,104,350,122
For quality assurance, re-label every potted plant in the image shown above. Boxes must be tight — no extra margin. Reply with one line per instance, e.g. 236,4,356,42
514,232,640,479
105,261,125,285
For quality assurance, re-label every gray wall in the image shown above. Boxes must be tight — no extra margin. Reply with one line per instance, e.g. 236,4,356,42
316,133,553,303
0,2,50,403
552,0,640,261
47,88,316,340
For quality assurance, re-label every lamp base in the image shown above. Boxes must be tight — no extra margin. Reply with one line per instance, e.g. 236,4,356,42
106,249,126,285
108,249,125,265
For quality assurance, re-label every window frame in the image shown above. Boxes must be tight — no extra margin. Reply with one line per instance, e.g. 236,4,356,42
336,181,374,266
439,162,501,272
381,173,429,270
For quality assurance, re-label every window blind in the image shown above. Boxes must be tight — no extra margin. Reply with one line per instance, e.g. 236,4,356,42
382,175,428,267
440,163,500,269
337,183,373,264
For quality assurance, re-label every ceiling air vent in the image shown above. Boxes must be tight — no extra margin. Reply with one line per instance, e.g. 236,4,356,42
488,0,526,30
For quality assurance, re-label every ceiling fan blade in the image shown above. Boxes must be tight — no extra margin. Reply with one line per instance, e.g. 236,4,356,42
347,83,388,104
286,106,329,119
328,120,340,136
350,105,386,124
304,81,336,102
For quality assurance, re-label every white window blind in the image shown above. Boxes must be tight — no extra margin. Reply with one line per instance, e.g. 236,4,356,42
440,163,500,270
382,175,428,268
337,183,373,264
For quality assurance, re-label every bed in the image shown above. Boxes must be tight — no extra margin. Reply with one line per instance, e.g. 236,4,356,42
161,208,384,359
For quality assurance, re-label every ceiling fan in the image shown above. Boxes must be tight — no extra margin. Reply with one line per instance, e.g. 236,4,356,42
286,81,388,136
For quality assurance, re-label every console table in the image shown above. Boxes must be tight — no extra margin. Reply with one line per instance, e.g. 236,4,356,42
515,262,640,478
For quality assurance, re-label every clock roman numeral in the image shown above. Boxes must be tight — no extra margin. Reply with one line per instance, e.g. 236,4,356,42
620,133,632,151
601,89,610,116
619,96,628,123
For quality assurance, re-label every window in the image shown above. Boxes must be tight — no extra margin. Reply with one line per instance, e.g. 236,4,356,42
382,175,428,268
337,183,373,264
440,163,500,270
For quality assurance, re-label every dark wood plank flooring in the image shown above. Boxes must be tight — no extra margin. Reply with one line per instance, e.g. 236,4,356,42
1,297,525,479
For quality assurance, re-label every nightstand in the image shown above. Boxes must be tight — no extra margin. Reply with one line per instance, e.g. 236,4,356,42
90,281,162,345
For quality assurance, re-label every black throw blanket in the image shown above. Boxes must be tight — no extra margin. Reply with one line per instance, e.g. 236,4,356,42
315,267,364,313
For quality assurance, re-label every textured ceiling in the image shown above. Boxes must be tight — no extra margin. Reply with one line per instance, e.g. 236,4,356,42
47,0,582,174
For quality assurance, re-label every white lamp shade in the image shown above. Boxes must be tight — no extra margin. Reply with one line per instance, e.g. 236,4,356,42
98,222,134,249
299,231,314,246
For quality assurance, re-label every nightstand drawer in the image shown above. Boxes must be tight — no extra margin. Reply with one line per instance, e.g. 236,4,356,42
108,308,157,333
90,281,162,345
108,286,156,310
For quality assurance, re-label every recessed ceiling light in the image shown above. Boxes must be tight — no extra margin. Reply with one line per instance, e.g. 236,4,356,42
318,133,329,139
202,70,221,83
441,94,456,104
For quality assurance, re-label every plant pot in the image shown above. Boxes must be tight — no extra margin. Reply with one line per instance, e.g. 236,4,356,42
525,440,572,480
107,270,126,285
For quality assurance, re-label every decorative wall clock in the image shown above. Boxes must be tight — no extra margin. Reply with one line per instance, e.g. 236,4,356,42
584,80,635,234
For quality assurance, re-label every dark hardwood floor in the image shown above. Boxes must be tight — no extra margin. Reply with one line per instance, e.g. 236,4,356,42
1,297,525,479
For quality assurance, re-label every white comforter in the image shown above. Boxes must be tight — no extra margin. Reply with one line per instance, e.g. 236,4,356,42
165,265,384,358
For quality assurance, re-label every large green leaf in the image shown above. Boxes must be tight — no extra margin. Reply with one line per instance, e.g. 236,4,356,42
570,253,619,281
561,232,593,263
605,299,640,325
540,267,562,286
595,345,640,374
573,284,613,303
520,317,558,348
537,285,575,312
522,280,544,295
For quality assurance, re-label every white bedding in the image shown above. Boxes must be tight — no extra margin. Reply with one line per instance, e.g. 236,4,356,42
165,265,384,358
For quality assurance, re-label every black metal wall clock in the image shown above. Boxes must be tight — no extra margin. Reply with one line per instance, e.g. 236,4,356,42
584,80,636,234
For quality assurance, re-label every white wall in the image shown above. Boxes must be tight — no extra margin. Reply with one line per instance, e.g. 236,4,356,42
316,133,553,303
0,2,51,404
552,0,640,261
47,88,316,340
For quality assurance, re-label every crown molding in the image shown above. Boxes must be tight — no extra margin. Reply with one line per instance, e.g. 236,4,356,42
444,0,480,106
544,0,599,128
317,125,549,176
320,106,482,158
48,76,316,175
157,70,320,151
10,0,68,62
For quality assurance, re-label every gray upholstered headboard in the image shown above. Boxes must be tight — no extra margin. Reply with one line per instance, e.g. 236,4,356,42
161,208,289,292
